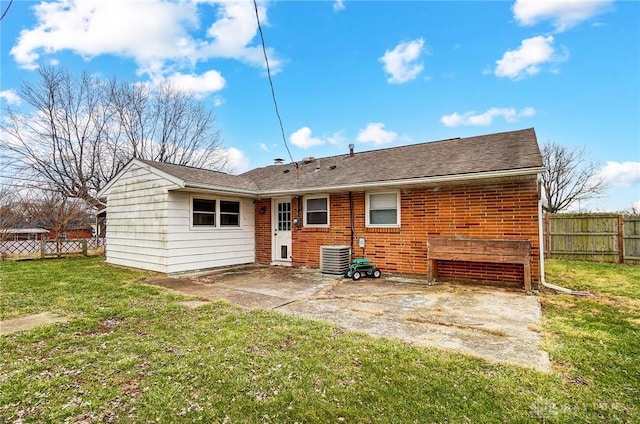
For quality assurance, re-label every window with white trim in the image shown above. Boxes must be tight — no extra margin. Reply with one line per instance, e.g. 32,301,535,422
304,195,329,227
220,200,240,227
366,191,400,227
192,198,216,226
191,197,241,228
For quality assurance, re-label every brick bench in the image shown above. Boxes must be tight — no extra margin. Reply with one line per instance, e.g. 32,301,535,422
427,238,532,291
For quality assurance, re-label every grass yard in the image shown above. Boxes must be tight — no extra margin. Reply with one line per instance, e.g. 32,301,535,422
1,258,638,423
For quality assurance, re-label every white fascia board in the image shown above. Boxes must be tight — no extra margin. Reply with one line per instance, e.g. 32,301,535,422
258,167,545,196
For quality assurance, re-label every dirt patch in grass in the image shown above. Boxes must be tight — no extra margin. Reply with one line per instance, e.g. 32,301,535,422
0,312,68,335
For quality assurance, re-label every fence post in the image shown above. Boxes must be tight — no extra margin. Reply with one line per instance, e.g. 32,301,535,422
618,214,624,264
82,240,88,256
544,214,550,259
40,240,45,259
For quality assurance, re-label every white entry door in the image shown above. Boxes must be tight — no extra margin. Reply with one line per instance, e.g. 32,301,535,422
272,198,292,265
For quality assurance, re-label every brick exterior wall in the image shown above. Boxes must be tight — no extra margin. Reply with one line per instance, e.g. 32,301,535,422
255,177,541,287
255,198,272,265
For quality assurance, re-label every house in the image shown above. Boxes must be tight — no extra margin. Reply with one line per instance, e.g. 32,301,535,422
98,128,545,288
0,228,49,241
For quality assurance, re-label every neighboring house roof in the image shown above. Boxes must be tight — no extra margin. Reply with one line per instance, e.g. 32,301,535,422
241,128,543,194
0,228,49,234
100,128,544,198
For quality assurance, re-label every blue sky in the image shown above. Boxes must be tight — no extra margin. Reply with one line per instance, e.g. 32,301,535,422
1,0,639,211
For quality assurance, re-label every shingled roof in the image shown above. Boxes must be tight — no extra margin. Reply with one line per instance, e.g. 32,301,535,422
241,128,543,194
104,128,542,197
137,159,258,193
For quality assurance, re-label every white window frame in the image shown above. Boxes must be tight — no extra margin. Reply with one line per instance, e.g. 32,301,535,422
366,191,401,228
190,195,242,230
219,199,241,227
191,196,217,228
303,194,330,228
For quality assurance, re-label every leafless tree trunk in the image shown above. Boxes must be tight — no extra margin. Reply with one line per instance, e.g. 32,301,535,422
541,141,607,213
0,188,26,257
1,66,227,209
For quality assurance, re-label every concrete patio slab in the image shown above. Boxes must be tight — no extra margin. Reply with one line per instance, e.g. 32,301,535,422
143,266,550,371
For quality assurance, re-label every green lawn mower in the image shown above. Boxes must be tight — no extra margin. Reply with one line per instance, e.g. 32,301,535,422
345,258,382,280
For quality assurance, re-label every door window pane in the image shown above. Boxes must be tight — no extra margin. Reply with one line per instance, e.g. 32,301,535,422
277,202,291,231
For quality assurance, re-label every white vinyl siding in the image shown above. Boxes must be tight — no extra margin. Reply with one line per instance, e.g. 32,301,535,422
366,191,400,227
304,195,329,227
103,164,175,273
167,192,254,274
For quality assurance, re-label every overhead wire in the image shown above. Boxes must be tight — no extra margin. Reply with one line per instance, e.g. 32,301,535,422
0,0,13,21
252,0,297,168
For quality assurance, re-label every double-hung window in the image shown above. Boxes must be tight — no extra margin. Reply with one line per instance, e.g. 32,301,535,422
220,200,240,227
305,195,329,227
192,198,217,226
192,197,241,228
366,191,400,227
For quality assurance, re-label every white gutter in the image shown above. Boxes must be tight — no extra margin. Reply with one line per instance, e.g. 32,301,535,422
258,166,546,197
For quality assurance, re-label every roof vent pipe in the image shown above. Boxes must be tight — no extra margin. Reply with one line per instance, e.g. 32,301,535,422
349,144,354,157
274,158,284,165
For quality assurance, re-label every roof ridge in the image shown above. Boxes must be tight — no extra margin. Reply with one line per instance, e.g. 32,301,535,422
241,128,535,173
138,158,234,176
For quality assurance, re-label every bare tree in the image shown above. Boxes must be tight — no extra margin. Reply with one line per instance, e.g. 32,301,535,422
541,141,607,213
0,186,26,242
1,66,227,209
23,192,91,238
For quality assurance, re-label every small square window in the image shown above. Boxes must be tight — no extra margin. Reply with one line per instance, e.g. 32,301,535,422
193,198,216,226
367,192,400,227
305,196,329,226
220,200,240,227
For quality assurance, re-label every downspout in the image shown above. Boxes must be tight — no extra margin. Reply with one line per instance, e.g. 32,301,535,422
349,192,355,255
537,183,546,287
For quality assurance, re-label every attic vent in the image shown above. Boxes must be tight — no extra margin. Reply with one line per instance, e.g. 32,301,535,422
302,156,316,164
320,245,351,275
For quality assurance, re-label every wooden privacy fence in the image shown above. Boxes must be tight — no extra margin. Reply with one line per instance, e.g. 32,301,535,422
543,214,640,264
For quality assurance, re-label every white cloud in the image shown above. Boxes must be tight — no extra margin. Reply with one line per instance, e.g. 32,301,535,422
599,161,640,187
0,89,21,106
495,35,560,80
259,143,269,151
165,70,226,97
440,107,536,127
356,123,397,145
513,0,613,32
327,131,346,146
10,0,279,84
290,127,325,149
380,38,425,84
226,147,250,174
333,0,345,12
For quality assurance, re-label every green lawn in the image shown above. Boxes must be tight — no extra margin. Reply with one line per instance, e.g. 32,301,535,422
1,258,638,422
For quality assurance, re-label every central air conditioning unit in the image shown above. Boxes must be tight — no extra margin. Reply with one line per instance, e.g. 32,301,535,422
320,245,351,275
